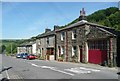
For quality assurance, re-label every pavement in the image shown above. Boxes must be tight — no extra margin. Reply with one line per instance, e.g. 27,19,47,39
1,54,119,80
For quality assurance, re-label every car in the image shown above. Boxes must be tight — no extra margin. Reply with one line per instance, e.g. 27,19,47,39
27,54,36,60
22,53,29,59
16,54,22,58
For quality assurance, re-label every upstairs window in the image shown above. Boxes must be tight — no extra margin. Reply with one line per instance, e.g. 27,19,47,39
72,46,77,56
38,40,41,45
72,30,77,39
47,37,49,45
61,32,65,41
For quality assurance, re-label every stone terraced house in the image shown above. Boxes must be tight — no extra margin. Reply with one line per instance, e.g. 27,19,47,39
17,8,120,67
36,28,56,60
55,8,120,67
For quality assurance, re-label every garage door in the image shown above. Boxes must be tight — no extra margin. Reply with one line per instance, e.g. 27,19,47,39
88,40,107,64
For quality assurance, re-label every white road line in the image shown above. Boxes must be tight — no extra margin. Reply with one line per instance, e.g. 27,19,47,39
5,70,10,79
51,68,74,76
65,69,91,74
64,67,100,74
40,66,55,69
79,67,100,72
31,63,40,67
30,63,74,76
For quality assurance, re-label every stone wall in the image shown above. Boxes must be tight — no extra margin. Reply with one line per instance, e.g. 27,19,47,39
56,24,117,66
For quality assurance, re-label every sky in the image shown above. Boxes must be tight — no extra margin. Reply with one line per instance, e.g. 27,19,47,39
2,2,119,39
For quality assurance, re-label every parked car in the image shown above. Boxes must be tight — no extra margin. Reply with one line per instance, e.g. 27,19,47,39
22,53,29,59
16,54,22,58
27,54,36,60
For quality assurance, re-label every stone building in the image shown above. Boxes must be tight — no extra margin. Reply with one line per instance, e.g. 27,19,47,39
36,28,56,60
55,8,120,67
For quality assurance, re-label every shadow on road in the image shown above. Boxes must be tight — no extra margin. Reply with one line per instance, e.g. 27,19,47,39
0,67,12,74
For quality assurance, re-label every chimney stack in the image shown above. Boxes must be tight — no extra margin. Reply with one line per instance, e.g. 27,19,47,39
54,25,59,30
45,28,51,33
79,8,87,21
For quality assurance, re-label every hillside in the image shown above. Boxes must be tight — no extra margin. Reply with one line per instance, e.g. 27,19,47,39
0,39,25,54
61,7,120,31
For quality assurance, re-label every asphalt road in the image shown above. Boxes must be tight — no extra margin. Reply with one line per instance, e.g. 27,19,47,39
1,54,119,80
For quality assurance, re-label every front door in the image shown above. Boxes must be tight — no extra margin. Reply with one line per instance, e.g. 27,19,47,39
80,49,82,62
42,48,44,58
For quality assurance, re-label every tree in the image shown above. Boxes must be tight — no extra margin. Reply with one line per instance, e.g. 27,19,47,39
0,45,6,54
6,43,17,55
103,19,111,27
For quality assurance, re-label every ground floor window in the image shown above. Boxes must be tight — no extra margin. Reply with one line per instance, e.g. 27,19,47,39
61,46,65,55
72,46,77,56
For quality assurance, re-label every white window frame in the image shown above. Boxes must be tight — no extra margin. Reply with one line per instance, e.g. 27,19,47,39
72,46,77,56
61,46,64,55
72,30,77,39
61,32,65,41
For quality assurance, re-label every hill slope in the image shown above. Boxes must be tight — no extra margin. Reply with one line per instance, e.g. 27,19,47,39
61,7,120,31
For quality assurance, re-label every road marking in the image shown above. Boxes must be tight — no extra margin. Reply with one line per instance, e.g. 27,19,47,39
51,68,74,76
79,67,100,72
31,63,40,67
5,70,10,79
65,68,91,74
65,67,100,74
30,63,74,76
40,66,55,69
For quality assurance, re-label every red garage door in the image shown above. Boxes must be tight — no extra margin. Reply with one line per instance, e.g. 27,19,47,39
88,40,107,64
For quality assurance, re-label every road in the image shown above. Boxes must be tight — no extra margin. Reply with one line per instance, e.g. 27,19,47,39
1,54,119,80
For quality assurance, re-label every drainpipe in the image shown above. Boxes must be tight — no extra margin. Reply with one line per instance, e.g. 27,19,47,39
66,31,68,62
55,35,57,60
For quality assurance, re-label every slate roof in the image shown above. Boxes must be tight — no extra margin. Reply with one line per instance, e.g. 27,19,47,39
18,42,36,47
55,20,120,36
36,30,55,39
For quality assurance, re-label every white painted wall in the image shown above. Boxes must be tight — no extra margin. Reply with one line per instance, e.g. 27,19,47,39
32,43,36,55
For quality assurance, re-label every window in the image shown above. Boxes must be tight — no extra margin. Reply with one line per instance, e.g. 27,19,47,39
38,40,41,45
39,48,41,54
61,46,65,55
72,30,77,39
72,46,77,56
61,32,65,41
47,37,49,45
